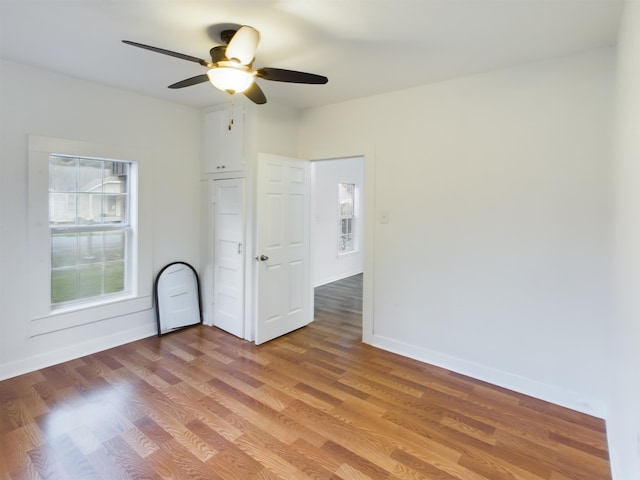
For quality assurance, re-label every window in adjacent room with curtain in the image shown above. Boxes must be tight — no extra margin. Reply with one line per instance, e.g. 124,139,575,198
338,182,355,253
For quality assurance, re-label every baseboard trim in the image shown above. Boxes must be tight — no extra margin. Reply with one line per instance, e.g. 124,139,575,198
0,323,157,381
314,270,364,288
369,333,608,419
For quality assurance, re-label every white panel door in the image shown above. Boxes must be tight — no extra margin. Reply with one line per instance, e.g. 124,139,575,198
255,153,312,344
213,178,246,338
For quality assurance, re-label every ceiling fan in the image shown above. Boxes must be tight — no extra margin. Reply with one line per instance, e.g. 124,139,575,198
122,26,328,104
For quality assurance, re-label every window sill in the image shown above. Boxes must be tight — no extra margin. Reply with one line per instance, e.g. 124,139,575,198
29,294,152,337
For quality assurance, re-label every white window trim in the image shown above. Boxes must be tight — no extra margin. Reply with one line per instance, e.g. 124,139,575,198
28,136,153,337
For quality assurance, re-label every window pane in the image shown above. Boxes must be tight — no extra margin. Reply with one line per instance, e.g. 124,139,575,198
51,269,78,304
339,183,355,217
51,233,126,305
78,159,103,193
339,182,354,198
338,235,345,251
78,265,103,298
105,231,125,261
104,161,128,193
339,234,354,251
77,193,103,224
49,193,77,225
340,200,353,217
49,156,77,192
79,232,104,265
344,234,354,251
346,204,354,216
340,218,353,235
104,262,125,293
51,233,78,268
103,194,127,223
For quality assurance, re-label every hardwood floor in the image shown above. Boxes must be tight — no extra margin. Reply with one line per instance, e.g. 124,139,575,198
1,274,611,479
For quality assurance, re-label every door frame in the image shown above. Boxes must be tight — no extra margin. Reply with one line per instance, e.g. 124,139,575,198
310,156,365,288
307,148,375,346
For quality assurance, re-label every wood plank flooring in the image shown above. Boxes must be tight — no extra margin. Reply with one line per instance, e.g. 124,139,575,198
1,274,611,479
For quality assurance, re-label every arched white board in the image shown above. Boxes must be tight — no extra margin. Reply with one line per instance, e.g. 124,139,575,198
155,262,202,335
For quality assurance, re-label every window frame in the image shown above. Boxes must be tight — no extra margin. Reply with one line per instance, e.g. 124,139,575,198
49,155,132,308
28,136,152,337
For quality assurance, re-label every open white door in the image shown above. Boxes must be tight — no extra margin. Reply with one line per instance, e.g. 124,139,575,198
255,153,312,345
213,178,246,338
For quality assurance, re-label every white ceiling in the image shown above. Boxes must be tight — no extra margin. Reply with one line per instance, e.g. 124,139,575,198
0,0,624,109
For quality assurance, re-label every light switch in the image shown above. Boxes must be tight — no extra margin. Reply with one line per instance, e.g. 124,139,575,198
380,211,389,224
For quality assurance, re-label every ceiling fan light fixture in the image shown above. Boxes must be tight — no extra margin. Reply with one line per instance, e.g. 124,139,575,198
207,64,254,94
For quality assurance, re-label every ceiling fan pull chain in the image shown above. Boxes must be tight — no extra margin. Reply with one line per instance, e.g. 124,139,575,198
228,98,234,130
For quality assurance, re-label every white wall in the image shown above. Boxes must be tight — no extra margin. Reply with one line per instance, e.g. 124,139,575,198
298,48,614,417
251,102,300,159
311,157,364,286
0,60,202,379
610,2,640,478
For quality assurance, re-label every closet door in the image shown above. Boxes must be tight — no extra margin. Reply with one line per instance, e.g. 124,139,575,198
212,178,246,337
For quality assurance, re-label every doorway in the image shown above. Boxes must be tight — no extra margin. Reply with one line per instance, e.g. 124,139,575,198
311,156,365,328
310,156,365,287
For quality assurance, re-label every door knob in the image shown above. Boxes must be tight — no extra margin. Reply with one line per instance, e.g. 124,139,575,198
257,255,269,261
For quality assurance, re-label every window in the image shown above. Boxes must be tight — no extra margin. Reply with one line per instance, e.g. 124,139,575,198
28,136,152,336
49,156,130,306
338,183,355,253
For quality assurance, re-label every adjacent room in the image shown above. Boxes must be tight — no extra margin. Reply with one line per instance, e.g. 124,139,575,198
1,1,639,478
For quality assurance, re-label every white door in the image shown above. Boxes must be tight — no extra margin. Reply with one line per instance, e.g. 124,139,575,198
255,153,312,344
213,178,246,338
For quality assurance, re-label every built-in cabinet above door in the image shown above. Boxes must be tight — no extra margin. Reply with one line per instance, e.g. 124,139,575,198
203,106,245,173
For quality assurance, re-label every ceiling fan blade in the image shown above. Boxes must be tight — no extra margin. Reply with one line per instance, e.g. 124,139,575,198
225,26,260,65
122,40,210,67
256,67,328,84
243,82,267,104
168,74,209,89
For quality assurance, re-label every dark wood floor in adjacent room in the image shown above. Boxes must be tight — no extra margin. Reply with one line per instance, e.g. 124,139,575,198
0,274,611,479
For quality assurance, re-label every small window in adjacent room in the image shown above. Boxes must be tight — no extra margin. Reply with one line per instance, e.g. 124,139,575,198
338,183,355,253
49,156,131,307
